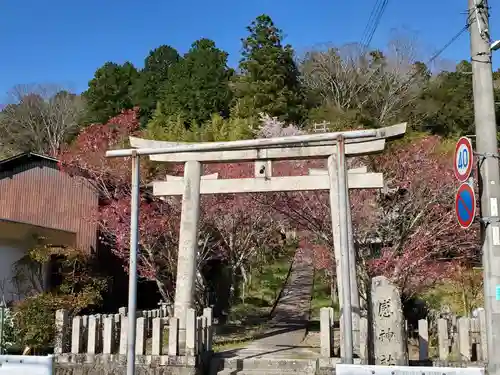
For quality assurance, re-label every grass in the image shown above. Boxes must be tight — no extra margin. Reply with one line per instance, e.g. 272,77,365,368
310,269,336,320
228,254,293,323
420,273,483,317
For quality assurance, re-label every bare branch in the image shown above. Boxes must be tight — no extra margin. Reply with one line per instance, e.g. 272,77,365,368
299,30,433,125
0,83,85,156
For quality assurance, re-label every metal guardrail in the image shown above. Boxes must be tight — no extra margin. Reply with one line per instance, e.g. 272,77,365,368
336,364,485,375
0,355,54,374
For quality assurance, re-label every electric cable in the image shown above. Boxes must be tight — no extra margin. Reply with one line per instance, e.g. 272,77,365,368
359,0,384,47
360,0,390,50
390,14,472,97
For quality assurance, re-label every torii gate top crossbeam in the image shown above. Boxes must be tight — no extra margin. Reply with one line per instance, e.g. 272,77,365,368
105,123,406,159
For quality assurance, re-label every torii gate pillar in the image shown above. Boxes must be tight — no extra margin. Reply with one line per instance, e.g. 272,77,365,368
174,160,202,344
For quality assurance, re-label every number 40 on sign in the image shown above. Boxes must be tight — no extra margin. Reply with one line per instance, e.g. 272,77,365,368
454,136,473,182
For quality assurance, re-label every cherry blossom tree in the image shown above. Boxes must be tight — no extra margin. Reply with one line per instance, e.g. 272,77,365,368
357,136,480,299
253,113,305,137
58,110,289,311
254,115,480,301
59,109,473,312
58,109,182,307
200,193,283,305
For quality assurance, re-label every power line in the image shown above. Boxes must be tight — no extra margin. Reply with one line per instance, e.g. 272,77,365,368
424,10,474,68
428,25,470,66
391,18,471,97
360,0,384,47
365,0,389,49
360,0,389,50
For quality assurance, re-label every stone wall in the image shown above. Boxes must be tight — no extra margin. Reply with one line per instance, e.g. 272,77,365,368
54,354,205,375
55,364,198,375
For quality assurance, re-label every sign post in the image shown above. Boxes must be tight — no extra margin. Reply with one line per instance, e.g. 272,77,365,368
454,136,473,182
455,182,476,229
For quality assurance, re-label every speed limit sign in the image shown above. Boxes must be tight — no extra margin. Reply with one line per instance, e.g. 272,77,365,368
454,136,473,182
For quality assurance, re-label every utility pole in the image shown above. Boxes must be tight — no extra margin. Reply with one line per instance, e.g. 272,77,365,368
469,0,500,373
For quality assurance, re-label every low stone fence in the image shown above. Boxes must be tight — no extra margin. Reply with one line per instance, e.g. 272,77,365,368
434,312,487,362
320,276,488,366
54,307,213,374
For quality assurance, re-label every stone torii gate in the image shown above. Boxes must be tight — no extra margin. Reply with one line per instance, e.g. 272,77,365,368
130,124,405,336
106,123,406,374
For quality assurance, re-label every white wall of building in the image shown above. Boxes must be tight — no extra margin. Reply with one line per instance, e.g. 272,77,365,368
0,240,27,303
0,240,45,304
0,221,76,304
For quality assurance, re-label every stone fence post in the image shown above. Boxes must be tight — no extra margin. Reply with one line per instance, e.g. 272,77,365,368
55,305,207,361
320,307,335,358
54,309,69,354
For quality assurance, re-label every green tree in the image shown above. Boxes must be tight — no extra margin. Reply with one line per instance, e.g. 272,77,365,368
159,39,234,125
412,61,474,136
232,14,305,124
131,45,180,125
83,62,139,124
146,105,254,142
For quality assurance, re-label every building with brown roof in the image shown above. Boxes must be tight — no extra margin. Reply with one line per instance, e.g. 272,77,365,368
0,152,99,302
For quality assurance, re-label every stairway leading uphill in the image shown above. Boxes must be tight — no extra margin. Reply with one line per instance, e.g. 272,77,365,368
210,247,317,375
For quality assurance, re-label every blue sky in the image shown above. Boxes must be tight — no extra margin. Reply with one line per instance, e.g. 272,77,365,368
0,0,494,99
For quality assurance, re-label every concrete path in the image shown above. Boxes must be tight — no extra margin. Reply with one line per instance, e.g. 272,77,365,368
222,247,316,359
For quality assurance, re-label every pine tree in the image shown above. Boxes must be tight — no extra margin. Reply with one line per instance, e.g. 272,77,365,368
83,62,138,124
159,39,234,125
233,14,306,124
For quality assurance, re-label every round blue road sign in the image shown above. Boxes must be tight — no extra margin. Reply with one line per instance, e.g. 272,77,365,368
455,182,476,229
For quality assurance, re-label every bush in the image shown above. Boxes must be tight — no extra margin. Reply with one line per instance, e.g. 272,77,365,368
145,107,256,142
13,290,102,351
10,238,107,351
420,264,483,317
0,307,15,353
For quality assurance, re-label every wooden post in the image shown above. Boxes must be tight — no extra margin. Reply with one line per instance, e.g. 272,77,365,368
119,316,128,356
185,308,196,356
479,308,488,361
135,317,146,355
87,315,98,355
152,317,163,356
71,316,83,354
102,316,115,354
359,317,369,363
196,317,203,354
203,307,213,352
